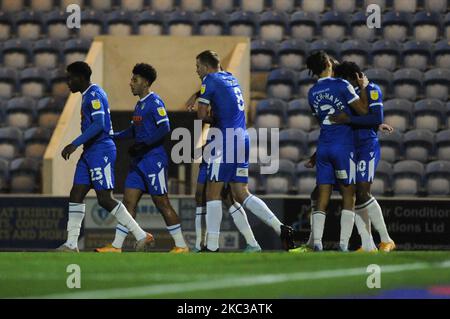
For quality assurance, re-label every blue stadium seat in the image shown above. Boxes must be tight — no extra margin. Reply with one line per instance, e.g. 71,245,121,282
91,0,114,11
16,11,43,41
413,11,442,43
424,68,450,101
33,39,62,69
0,157,9,192
251,40,278,71
425,161,450,196
63,38,91,66
301,0,326,13
273,0,296,12
37,96,65,129
364,68,392,99
6,97,36,130
259,11,288,42
79,10,105,40
180,0,203,12
198,11,227,36
393,0,418,13
107,10,135,36
229,11,258,37
414,99,445,132
19,67,49,99
210,0,234,12
24,127,51,159
393,160,424,196
151,0,175,11
0,12,13,41
255,98,287,129
436,130,450,161
45,10,71,40
382,11,412,42
372,160,393,196
168,10,197,37
240,0,265,13
378,130,404,163
402,41,432,71
287,98,316,131
296,160,316,195
279,128,308,162
425,0,448,13
49,68,70,99
350,11,377,42
393,68,423,101
1,0,25,13
309,39,340,60
0,67,17,99
433,40,450,69
290,11,318,41
307,129,320,156
0,127,22,161
332,0,358,13
320,11,349,42
137,11,165,36
340,39,371,70
403,129,435,163
383,99,414,132
2,39,32,69
297,69,316,99
267,68,297,101
277,39,308,71
371,39,401,71
266,159,296,194
9,157,40,193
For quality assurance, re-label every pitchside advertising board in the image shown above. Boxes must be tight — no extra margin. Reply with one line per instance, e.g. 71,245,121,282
0,196,449,251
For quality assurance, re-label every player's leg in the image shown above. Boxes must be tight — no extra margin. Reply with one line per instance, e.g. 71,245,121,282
193,163,208,252
337,183,356,252
312,184,332,251
205,179,225,251
355,182,377,251
222,186,261,252
305,185,319,248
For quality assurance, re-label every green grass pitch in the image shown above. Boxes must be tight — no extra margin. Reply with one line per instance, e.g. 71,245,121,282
0,251,449,299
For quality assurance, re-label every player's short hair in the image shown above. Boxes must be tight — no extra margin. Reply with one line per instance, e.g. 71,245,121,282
334,61,363,82
306,50,330,77
66,61,92,80
196,50,220,69
132,63,157,85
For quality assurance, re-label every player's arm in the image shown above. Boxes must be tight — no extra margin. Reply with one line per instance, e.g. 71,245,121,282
349,85,383,126
197,102,215,124
186,91,201,112
347,74,369,115
114,124,135,140
197,76,215,124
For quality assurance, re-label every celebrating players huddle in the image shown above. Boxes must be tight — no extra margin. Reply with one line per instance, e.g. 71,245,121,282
56,48,395,253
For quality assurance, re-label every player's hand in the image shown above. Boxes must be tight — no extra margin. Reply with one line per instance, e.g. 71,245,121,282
356,72,369,89
305,156,316,168
61,144,77,160
329,112,350,124
379,123,394,135
185,93,198,112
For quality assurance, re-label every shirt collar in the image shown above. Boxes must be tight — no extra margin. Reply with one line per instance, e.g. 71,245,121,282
82,83,96,96
139,91,154,102
317,77,332,82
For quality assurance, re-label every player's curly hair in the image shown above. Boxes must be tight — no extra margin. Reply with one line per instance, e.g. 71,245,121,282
306,50,330,77
334,61,363,82
67,61,92,80
133,63,157,85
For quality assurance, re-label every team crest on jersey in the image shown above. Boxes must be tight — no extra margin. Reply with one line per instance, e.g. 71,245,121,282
91,99,101,110
370,90,379,100
200,84,206,95
157,107,166,116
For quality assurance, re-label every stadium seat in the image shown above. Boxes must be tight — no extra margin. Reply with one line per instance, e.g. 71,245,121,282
210,0,234,12
9,157,40,193
273,0,296,12
49,68,70,99
2,39,31,69
248,163,260,193
392,160,424,196
363,0,386,12
301,0,325,13
383,99,413,132
168,11,196,37
436,130,450,161
402,41,432,71
151,0,175,11
45,10,72,40
229,11,258,37
251,40,277,71
425,161,450,196
198,11,227,36
297,69,316,99
6,97,36,129
340,39,371,70
19,67,49,99
320,11,349,42
137,11,165,36
382,11,411,42
403,129,435,163
37,96,65,129
107,10,135,36
413,11,442,43
309,39,340,60
16,11,43,41
267,68,297,101
424,68,450,101
279,129,307,162
255,98,287,129
290,11,318,41
278,39,308,71
79,10,105,40
0,158,9,192
433,40,450,69
33,39,62,69
392,68,423,101
425,0,448,13
287,99,316,131
0,126,22,161
332,0,358,13
1,0,24,12
91,0,114,11
180,0,203,12
296,160,316,195
393,0,418,12
0,12,13,41
371,39,401,72
414,99,445,132
240,0,265,13
378,130,404,163
266,159,296,194
445,12,450,39
60,0,84,9
307,129,320,156
63,38,91,66
350,12,376,42
0,67,17,99
259,11,288,42
364,68,392,99
24,127,51,159
372,160,393,196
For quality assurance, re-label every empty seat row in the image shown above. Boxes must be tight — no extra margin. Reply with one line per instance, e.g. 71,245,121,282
0,156,41,193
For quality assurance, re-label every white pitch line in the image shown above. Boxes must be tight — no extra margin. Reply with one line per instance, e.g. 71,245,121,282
25,260,450,299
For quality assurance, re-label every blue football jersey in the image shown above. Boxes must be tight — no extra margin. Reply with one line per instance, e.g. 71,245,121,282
308,77,360,145
353,82,383,144
80,84,114,149
198,71,246,132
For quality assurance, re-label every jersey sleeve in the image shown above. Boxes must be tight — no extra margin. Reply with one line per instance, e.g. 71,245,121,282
84,91,106,118
150,98,170,126
367,84,383,109
340,79,360,105
198,75,215,105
